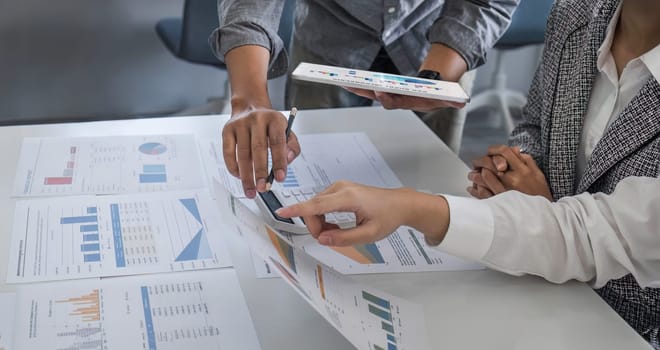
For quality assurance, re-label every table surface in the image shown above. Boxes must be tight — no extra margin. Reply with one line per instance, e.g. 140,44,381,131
0,107,649,350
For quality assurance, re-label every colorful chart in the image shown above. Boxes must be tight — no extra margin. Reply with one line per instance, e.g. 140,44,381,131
138,142,167,155
362,290,398,350
44,146,77,186
175,198,213,261
139,164,167,183
331,243,385,264
60,207,101,263
266,226,297,272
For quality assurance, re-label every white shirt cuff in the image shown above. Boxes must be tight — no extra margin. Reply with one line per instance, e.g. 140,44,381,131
435,195,495,262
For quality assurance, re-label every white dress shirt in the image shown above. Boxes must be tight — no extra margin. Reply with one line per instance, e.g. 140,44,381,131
434,7,660,289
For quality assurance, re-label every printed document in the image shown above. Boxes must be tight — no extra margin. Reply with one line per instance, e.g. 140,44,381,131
13,135,205,196
12,270,261,350
7,190,232,283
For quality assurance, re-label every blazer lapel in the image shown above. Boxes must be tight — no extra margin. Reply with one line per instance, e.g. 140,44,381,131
577,79,660,192
546,1,619,199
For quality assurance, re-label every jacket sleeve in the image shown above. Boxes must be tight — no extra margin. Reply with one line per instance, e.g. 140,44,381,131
429,0,519,70
209,0,288,78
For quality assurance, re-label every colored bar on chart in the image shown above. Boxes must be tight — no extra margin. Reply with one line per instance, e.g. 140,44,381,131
141,287,157,350
139,173,167,183
67,161,75,168
363,291,391,309
143,164,166,173
81,243,100,252
45,177,73,185
388,342,397,350
61,215,97,224
387,334,396,343
317,265,326,300
111,204,126,267
382,322,394,334
368,304,392,321
63,168,74,177
374,346,385,350
70,146,77,154
87,207,97,214
83,234,99,242
80,224,98,232
84,253,101,262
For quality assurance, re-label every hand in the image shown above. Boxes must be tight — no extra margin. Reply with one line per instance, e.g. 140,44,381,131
344,87,465,112
487,145,553,201
467,146,516,199
222,107,301,198
275,181,449,247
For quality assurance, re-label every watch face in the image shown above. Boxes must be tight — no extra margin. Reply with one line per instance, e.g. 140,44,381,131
417,70,442,81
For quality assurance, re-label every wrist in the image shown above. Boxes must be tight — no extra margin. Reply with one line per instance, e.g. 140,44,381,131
400,190,450,245
230,95,272,117
419,43,467,82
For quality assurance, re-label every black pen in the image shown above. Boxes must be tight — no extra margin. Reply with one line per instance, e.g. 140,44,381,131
265,107,297,190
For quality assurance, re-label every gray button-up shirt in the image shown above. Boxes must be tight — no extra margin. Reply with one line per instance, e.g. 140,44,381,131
211,0,518,78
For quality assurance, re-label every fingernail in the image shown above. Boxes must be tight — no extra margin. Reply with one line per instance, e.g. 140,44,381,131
276,169,286,182
274,208,286,216
287,151,295,163
246,189,256,198
256,178,266,191
319,236,333,246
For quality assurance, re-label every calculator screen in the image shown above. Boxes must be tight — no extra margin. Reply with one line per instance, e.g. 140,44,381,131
258,191,295,224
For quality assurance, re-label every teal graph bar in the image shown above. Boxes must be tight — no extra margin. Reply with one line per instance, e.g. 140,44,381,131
382,322,394,334
362,291,390,309
61,215,97,224
81,243,100,252
369,304,391,321
80,224,98,232
143,164,166,173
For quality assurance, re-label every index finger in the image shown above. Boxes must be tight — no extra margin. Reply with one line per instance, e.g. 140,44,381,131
487,145,525,171
275,192,347,218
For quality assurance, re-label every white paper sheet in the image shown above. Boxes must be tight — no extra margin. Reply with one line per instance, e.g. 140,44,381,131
13,135,206,196
0,293,16,350
7,191,232,283
12,270,261,350
202,132,402,198
251,249,278,279
216,182,430,350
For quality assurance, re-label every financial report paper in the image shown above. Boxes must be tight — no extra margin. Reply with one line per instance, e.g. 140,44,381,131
12,270,262,350
13,135,206,196
7,190,232,283
201,132,402,198
216,183,430,350
0,293,16,350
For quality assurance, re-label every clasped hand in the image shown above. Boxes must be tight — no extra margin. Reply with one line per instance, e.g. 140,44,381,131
468,145,553,201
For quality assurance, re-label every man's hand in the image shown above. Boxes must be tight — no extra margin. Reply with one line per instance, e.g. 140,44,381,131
344,87,465,112
222,108,301,198
275,181,449,247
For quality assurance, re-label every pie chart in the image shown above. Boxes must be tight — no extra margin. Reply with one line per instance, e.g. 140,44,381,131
139,142,167,155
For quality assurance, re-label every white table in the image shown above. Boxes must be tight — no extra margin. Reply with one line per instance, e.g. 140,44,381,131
0,107,649,350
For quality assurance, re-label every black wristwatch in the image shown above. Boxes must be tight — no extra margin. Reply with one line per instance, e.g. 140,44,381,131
417,69,444,81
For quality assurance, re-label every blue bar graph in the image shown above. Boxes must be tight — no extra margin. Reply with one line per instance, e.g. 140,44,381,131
111,204,126,268
139,173,167,183
84,253,101,262
282,167,300,188
87,207,97,214
81,243,100,252
80,224,98,232
83,234,99,242
60,215,98,224
143,164,166,173
141,287,157,350
387,334,396,343
387,342,397,350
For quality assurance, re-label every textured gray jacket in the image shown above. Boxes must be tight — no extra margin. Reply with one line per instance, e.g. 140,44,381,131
509,0,660,347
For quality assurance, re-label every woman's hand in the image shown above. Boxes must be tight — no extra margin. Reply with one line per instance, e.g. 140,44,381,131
275,181,450,246
487,145,553,201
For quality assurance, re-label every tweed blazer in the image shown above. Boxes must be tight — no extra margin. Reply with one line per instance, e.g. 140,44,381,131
508,0,660,346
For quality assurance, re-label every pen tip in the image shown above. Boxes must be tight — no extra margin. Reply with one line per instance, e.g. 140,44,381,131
265,182,272,191
291,107,297,115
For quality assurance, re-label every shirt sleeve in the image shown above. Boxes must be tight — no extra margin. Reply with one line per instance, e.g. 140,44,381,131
209,0,289,78
429,0,519,70
432,176,660,289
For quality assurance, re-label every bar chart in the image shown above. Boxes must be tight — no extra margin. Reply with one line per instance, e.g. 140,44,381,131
53,289,104,350
44,146,77,186
139,164,167,184
362,290,398,350
60,207,101,264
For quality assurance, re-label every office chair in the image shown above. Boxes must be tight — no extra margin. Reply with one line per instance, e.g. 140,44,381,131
466,0,554,133
155,0,296,111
